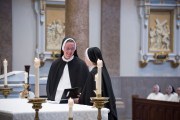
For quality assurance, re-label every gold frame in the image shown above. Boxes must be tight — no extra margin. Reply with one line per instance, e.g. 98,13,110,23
148,9,174,54
45,4,65,53
153,52,169,62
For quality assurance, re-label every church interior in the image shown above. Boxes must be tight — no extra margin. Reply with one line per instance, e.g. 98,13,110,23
0,0,180,120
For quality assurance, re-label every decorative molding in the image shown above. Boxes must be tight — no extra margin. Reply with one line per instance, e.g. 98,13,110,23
34,0,65,63
39,53,45,68
139,1,180,68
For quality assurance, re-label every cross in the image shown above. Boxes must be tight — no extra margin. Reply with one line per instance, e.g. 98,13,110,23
155,19,168,30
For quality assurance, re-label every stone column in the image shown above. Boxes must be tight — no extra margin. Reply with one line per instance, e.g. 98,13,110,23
101,0,120,76
0,0,12,74
65,0,89,60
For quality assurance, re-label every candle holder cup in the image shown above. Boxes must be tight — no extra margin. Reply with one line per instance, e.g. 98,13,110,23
69,118,73,120
28,98,46,120
21,83,30,98
0,85,13,99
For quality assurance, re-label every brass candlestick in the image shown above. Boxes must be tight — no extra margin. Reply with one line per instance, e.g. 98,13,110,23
69,118,73,120
90,90,109,120
21,83,30,98
28,98,46,120
0,85,13,99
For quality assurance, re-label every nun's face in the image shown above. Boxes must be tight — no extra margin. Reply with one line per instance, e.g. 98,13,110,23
64,42,75,59
154,86,158,94
177,88,180,96
85,54,91,66
85,54,94,67
166,87,171,95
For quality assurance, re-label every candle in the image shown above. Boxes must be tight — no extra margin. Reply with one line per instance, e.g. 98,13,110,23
95,74,98,90
34,58,40,98
68,98,74,118
3,59,8,85
24,72,28,83
97,59,103,95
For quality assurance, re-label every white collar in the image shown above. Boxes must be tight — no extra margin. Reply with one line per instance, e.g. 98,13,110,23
62,55,74,62
167,93,172,96
89,65,96,71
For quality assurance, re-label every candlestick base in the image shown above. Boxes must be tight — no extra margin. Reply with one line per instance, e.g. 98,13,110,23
0,85,13,99
90,97,109,120
28,98,46,120
69,118,73,120
21,83,30,98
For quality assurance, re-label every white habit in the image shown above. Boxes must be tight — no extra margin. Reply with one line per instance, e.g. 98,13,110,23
173,93,178,97
54,55,74,102
164,93,176,102
147,92,165,101
175,96,180,102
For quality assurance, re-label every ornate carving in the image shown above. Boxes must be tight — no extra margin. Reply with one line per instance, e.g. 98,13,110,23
140,54,148,68
0,85,13,99
47,20,65,50
149,19,170,52
51,51,61,60
21,84,30,98
171,55,180,68
153,52,169,62
39,53,45,68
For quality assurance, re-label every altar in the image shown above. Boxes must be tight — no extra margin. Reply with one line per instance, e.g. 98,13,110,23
0,99,109,120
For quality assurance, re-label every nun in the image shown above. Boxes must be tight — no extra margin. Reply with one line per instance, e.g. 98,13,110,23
171,85,178,97
175,87,180,102
78,47,117,120
147,85,165,101
164,85,176,102
46,37,89,102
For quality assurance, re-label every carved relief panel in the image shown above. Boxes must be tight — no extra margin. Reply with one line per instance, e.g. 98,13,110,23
139,0,180,68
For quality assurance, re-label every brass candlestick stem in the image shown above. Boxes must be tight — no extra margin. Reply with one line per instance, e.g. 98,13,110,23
91,90,109,120
21,83,30,98
0,85,13,99
69,118,73,120
28,98,46,120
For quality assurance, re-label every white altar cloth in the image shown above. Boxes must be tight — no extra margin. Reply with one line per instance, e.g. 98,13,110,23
0,99,109,120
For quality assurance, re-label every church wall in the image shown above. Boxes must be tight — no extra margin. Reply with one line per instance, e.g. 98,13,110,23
89,0,101,48
120,0,180,76
12,0,36,74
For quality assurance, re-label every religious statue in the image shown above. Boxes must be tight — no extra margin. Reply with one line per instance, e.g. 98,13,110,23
46,19,65,50
149,19,171,52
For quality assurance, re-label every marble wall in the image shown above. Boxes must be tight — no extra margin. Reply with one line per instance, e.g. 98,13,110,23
111,77,180,119
65,0,89,60
0,0,12,74
101,0,120,76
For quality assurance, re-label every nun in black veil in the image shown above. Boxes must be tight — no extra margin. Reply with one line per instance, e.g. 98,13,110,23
46,37,89,102
79,47,118,120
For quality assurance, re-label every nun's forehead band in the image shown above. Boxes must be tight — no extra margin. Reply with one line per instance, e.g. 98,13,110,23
62,38,76,51
85,48,91,62
154,85,159,91
167,85,172,92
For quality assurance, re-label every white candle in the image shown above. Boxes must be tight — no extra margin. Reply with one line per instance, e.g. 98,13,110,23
34,58,40,98
68,98,74,118
95,74,98,90
24,72,28,83
3,59,8,85
97,59,103,95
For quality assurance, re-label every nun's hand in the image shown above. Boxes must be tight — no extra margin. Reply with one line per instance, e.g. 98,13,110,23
74,98,79,104
73,93,81,104
77,93,81,98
